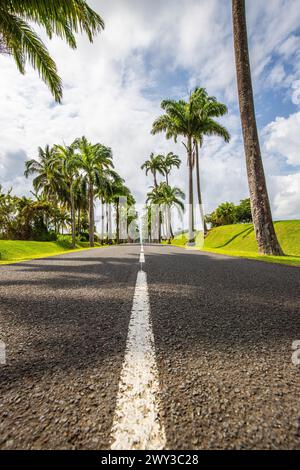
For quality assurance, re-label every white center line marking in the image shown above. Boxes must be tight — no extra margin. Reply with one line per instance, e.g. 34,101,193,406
110,247,166,450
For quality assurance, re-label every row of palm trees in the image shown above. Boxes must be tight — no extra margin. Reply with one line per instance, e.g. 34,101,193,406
143,88,230,243
24,137,135,248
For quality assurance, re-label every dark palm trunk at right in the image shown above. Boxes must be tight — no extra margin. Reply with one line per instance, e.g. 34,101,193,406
232,0,283,256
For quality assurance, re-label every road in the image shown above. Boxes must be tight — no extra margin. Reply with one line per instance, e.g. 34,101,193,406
0,244,300,449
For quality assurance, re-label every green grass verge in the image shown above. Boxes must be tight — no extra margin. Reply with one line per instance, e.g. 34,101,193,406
162,231,204,248
164,220,300,267
0,237,106,265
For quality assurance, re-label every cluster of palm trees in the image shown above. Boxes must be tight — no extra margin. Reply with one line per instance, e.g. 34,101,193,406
141,152,185,243
146,87,230,244
25,137,135,248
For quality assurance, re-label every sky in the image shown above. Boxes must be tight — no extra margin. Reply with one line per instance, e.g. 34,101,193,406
1,0,300,227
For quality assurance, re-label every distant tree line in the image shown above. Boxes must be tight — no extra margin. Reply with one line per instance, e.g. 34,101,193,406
205,198,252,227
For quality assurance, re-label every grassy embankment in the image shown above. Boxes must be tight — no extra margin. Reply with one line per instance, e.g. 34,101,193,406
0,237,105,265
167,220,300,267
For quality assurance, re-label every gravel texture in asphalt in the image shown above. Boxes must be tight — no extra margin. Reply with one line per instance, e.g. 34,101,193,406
0,246,139,449
1,244,300,449
145,245,300,449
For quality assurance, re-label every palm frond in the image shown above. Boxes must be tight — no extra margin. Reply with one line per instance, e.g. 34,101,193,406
8,0,104,41
0,1,104,101
201,120,231,143
0,10,63,101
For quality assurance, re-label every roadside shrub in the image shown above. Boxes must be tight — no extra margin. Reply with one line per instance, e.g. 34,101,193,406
206,198,252,227
79,231,89,242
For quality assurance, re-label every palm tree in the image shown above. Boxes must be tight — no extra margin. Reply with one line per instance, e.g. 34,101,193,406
159,183,185,243
141,153,165,188
99,171,123,244
73,175,88,236
110,180,132,244
73,136,113,247
151,99,195,244
24,145,63,232
146,187,161,243
24,145,59,196
190,87,230,236
152,92,229,244
53,144,79,248
232,0,283,255
0,1,104,102
161,152,181,185
147,183,185,244
96,172,112,245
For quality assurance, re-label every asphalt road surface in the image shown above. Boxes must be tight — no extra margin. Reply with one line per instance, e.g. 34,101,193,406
0,244,300,449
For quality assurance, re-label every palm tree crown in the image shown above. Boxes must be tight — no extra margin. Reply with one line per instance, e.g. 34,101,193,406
24,145,62,199
152,89,230,145
73,136,113,185
141,152,165,188
161,152,181,185
147,183,184,210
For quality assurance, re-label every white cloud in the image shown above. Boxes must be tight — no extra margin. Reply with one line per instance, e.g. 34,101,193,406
268,64,286,87
271,173,300,220
263,112,300,167
261,111,300,220
277,34,300,59
291,80,300,105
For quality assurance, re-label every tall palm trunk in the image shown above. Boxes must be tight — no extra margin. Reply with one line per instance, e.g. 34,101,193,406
116,203,120,244
101,198,105,245
232,0,283,255
148,208,151,242
108,203,112,244
195,141,208,236
77,207,81,235
106,203,109,244
161,206,166,240
53,195,58,234
88,181,94,247
187,136,195,244
153,171,158,188
166,204,171,244
157,210,161,243
165,172,169,185
70,189,76,249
